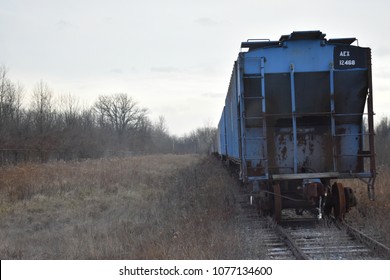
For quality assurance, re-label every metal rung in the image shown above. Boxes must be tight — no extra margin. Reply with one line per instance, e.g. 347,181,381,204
335,133,364,137
244,96,264,100
272,172,373,181
244,75,263,79
244,137,267,140
248,175,269,181
336,154,375,157
245,157,268,161
244,116,265,120
333,113,366,117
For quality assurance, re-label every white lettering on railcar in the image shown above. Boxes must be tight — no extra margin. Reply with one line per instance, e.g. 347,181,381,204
339,60,356,66
340,51,350,57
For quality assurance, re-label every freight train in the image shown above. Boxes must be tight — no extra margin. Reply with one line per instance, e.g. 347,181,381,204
217,31,376,222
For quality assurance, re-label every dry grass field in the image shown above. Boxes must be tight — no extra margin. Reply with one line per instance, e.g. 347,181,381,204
344,165,390,245
0,154,258,259
0,154,388,259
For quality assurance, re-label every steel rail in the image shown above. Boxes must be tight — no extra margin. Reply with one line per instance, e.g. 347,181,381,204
342,221,390,259
267,217,309,260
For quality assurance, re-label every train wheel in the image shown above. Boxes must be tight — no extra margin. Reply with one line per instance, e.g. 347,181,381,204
273,184,282,223
332,182,346,220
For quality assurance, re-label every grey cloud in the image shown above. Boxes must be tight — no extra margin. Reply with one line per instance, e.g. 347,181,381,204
151,66,181,73
103,17,113,23
57,19,71,30
202,92,223,98
194,17,218,27
374,47,390,57
108,68,123,74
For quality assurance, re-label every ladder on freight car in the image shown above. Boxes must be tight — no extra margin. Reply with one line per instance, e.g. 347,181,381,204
328,62,376,200
239,57,269,182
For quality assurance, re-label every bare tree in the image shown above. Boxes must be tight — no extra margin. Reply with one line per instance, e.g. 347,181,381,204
94,93,150,151
0,66,14,133
0,66,24,147
31,80,54,134
95,94,137,134
29,80,57,161
150,115,174,153
59,93,80,127
154,115,168,135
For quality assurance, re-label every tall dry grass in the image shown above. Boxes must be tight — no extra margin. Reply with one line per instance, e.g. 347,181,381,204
344,165,390,245
0,155,248,259
2,153,385,260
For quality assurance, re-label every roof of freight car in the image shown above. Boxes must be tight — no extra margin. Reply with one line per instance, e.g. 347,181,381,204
241,31,357,51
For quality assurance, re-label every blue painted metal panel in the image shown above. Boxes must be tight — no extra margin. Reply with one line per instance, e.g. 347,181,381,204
243,40,368,75
222,62,240,161
336,124,361,171
244,41,332,74
217,107,226,156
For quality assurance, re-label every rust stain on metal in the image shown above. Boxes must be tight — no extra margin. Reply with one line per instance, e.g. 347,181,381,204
280,146,287,161
247,160,264,176
303,182,325,205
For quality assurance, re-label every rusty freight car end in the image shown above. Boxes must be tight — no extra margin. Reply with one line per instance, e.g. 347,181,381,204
217,31,376,223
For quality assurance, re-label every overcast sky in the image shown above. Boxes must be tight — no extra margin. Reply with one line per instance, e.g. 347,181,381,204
1,0,389,135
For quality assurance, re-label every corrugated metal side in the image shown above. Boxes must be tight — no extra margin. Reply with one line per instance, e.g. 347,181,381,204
217,107,226,156
224,61,240,161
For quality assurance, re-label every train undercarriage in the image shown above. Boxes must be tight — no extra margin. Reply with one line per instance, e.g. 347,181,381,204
250,179,357,222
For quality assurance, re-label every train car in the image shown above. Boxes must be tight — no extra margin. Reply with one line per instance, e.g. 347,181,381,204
218,31,376,222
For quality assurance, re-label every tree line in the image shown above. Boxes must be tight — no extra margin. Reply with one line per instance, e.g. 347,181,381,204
1,65,388,167
0,66,217,165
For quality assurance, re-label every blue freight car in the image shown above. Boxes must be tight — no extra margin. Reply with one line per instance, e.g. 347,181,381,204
218,31,376,222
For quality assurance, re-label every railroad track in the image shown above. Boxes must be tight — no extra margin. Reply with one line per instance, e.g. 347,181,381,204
238,192,295,259
236,190,390,260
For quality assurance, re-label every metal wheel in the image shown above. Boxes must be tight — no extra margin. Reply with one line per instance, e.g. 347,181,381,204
332,182,346,220
273,184,282,223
